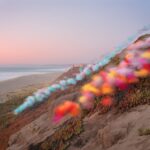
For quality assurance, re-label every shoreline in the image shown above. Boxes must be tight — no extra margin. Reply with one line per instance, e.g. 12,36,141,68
0,71,63,103
0,71,63,83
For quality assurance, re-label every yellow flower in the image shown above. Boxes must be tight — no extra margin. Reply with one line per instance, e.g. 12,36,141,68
141,51,150,59
79,96,87,104
82,83,101,96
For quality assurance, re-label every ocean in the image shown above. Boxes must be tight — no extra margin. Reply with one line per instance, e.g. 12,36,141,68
0,65,70,81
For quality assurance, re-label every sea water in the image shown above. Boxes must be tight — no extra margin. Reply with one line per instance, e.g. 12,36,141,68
0,65,70,81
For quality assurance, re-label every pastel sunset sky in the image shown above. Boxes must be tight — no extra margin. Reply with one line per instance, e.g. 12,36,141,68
0,0,150,65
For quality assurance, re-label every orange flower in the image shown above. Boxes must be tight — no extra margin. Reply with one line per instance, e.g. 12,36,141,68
54,105,65,117
101,83,114,95
135,69,149,77
53,101,80,122
70,103,80,116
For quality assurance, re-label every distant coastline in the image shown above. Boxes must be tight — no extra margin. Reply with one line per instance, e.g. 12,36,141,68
0,65,70,81
0,72,63,103
0,65,70,103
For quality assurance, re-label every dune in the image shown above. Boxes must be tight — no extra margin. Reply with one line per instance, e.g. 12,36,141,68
0,34,150,150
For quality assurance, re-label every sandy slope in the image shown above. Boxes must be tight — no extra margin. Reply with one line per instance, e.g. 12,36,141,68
7,91,79,150
1,35,150,150
0,66,81,150
0,72,62,103
68,105,150,150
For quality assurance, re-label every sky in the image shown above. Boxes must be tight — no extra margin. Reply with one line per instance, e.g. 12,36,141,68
0,0,150,65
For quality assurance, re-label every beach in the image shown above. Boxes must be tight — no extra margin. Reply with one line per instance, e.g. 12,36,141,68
0,72,62,103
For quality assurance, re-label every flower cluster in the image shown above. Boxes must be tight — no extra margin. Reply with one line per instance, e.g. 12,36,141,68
13,25,150,115
53,38,150,122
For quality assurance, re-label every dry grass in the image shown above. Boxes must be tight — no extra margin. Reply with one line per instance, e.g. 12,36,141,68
0,87,38,130
138,128,150,136
29,119,83,150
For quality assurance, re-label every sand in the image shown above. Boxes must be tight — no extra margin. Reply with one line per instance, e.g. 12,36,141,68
0,72,62,103
0,66,81,150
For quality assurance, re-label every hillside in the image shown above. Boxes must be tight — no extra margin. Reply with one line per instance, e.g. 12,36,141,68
0,34,150,150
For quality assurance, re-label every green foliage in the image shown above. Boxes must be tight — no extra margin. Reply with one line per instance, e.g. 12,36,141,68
0,115,9,129
0,87,39,131
135,34,150,42
0,96,24,130
118,77,150,112
138,128,150,136
110,55,121,66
